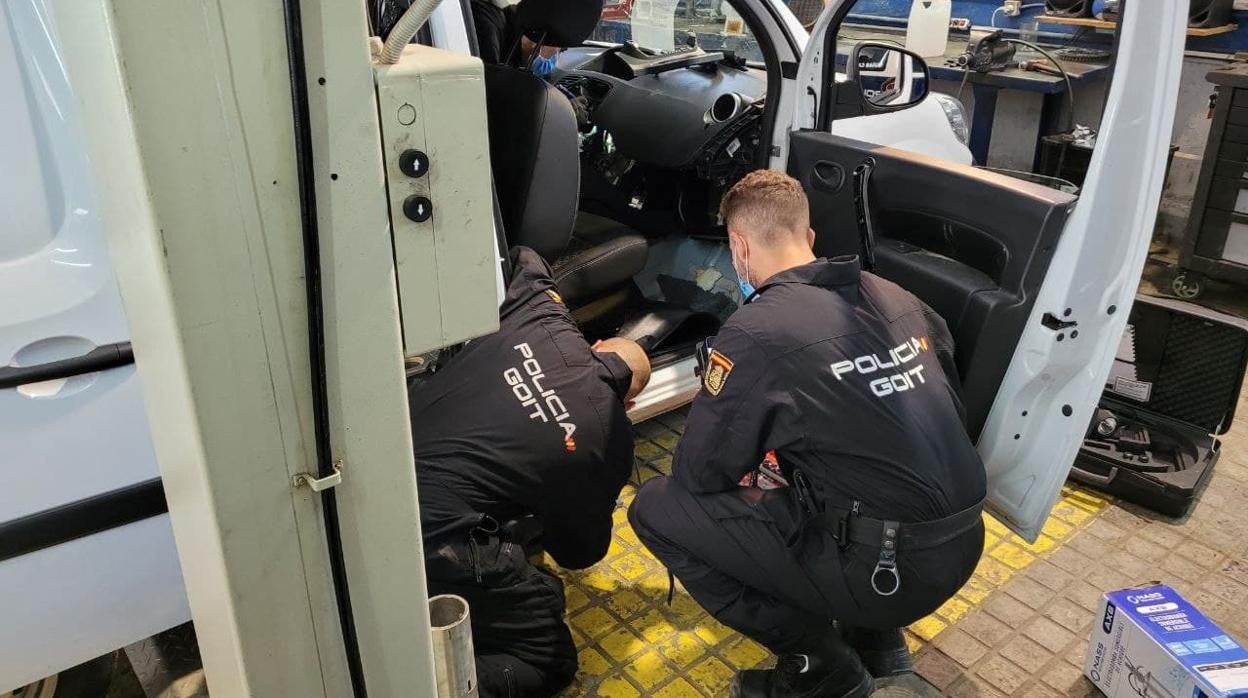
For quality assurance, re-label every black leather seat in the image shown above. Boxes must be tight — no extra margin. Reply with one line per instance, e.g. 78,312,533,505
557,214,649,306
481,0,647,309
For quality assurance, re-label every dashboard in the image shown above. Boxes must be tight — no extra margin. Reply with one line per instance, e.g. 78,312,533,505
554,45,767,181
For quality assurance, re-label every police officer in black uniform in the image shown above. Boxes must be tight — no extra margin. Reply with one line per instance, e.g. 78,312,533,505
410,247,650,698
628,171,986,698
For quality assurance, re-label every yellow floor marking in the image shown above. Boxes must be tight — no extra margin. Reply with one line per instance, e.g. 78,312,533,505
595,677,640,698
579,648,613,678
909,615,948,642
974,556,1017,587
604,589,648,620
599,626,647,663
652,678,700,698
570,606,619,641
990,542,1038,569
956,574,996,604
685,657,735,696
624,650,674,690
658,632,711,668
982,531,1001,552
935,596,973,624
1041,516,1075,539
721,636,771,670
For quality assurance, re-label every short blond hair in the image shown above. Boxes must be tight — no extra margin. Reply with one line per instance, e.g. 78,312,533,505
720,170,810,244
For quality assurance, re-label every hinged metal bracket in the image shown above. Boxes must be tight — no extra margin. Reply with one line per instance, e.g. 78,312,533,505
293,461,343,492
1041,312,1078,331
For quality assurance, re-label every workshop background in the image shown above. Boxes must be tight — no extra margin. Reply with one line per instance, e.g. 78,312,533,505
104,2,1248,696
946,1,1247,239
847,1,1248,190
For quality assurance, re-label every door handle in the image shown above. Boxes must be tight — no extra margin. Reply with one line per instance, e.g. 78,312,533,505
0,341,134,390
1070,462,1117,488
852,157,879,272
810,161,846,193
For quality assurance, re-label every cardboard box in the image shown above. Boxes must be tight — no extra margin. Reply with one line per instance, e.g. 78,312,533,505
1086,585,1248,697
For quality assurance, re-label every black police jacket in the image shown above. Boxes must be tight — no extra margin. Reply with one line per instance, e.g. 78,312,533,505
674,256,987,523
470,0,520,66
409,247,635,570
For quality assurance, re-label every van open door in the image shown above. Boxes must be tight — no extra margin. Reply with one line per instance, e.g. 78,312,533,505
781,1,1186,540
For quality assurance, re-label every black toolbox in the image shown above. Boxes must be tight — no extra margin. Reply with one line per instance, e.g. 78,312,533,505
1068,295,1248,517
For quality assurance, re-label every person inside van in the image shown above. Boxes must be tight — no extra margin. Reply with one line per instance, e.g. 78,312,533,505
409,246,650,698
471,0,563,75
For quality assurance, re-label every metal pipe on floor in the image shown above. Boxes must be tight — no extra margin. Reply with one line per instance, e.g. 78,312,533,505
429,594,479,698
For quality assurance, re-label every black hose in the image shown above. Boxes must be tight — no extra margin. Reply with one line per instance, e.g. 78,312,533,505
1003,38,1077,132
279,0,368,695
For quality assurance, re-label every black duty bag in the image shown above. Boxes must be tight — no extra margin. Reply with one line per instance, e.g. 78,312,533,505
1069,295,1248,517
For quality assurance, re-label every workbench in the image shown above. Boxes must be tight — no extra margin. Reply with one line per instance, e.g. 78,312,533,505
836,30,1111,166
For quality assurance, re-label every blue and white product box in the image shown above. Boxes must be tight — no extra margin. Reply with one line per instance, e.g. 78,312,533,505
1086,585,1248,698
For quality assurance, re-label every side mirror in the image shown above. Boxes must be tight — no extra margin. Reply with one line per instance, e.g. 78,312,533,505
845,42,930,113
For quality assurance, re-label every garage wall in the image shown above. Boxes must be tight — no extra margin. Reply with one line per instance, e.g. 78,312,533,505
832,0,1248,240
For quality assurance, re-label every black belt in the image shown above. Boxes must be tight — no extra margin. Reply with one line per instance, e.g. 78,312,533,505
810,497,984,597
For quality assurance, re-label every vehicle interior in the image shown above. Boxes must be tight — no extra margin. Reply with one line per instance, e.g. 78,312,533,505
478,0,776,369
792,7,1081,440
476,0,1082,442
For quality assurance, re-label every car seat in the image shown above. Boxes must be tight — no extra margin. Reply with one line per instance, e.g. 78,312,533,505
482,0,648,312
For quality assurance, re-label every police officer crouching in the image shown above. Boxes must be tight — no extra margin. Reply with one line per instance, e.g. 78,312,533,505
410,247,650,698
628,171,987,697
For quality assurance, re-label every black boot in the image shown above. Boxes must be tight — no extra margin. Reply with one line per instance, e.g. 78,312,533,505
731,632,874,698
841,626,912,677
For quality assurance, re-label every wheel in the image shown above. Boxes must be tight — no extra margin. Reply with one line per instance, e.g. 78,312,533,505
1171,271,1205,300
1,653,117,698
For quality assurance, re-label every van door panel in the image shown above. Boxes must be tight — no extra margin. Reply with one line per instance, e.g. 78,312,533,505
789,131,1076,439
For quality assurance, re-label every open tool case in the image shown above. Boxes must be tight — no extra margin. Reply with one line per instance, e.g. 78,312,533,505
1069,295,1248,517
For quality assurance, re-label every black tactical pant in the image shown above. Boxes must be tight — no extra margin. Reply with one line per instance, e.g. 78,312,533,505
424,528,577,698
628,476,983,655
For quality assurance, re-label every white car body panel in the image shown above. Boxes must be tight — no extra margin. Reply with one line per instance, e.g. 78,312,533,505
976,1,1186,539
835,99,973,165
0,517,188,692
0,1,188,689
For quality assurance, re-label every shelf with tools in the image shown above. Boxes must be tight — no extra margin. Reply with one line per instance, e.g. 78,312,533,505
1035,15,1238,37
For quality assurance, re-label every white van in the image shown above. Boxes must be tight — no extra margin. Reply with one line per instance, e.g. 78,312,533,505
1,0,1182,692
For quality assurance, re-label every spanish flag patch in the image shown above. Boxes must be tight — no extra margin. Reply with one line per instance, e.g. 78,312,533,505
703,350,734,396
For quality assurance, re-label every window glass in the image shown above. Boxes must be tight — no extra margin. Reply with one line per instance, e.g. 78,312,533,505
592,0,765,64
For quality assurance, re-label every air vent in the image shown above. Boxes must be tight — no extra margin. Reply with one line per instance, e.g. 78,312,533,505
556,74,613,101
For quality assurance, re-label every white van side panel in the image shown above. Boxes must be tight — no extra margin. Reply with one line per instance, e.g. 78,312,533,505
1,0,189,685
0,517,189,692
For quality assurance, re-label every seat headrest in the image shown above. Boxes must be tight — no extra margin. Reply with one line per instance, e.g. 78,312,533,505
515,0,604,47
484,65,580,262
